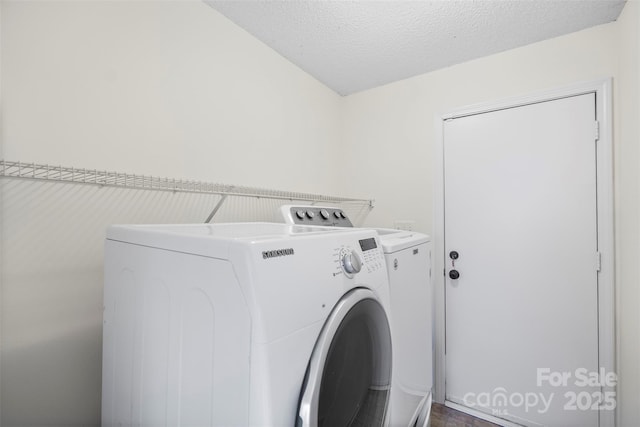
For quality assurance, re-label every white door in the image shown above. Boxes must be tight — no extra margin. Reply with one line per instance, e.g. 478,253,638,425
444,93,600,426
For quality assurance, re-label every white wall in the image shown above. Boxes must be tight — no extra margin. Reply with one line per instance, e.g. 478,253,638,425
614,1,640,425
342,4,640,425
1,0,342,192
0,1,343,425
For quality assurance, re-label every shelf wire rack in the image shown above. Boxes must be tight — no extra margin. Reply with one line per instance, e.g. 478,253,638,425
0,160,373,210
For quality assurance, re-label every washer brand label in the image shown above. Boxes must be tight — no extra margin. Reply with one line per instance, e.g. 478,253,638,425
262,248,295,259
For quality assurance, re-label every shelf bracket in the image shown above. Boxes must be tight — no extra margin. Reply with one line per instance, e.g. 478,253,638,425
204,194,230,223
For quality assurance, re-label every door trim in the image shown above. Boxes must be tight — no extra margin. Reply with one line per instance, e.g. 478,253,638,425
432,78,615,427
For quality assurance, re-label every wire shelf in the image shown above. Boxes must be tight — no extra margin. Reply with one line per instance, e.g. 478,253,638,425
0,160,373,206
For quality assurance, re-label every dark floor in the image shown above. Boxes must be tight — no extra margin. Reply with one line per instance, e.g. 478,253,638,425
430,403,501,427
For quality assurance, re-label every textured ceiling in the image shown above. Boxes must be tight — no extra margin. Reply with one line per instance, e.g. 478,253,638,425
206,1,626,96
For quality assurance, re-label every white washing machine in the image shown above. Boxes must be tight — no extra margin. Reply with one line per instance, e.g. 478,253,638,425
102,222,393,426
280,206,433,427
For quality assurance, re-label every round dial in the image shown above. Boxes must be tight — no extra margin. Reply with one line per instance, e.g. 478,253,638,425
296,210,306,220
305,210,315,219
342,250,363,276
319,209,330,220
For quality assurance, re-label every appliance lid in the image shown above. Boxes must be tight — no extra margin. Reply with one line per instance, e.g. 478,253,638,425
374,229,430,254
105,222,364,258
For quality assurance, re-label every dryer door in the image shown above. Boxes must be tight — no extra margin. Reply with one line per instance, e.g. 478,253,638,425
297,288,392,427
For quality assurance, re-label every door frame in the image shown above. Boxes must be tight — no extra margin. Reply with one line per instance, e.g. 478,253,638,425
432,78,615,427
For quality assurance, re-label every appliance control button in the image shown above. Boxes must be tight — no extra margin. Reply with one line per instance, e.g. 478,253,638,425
334,211,342,219
306,210,315,219
296,210,306,220
342,250,363,275
340,212,347,219
319,209,330,220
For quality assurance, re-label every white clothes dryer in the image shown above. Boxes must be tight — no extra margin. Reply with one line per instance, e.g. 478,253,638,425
102,222,392,427
280,206,433,427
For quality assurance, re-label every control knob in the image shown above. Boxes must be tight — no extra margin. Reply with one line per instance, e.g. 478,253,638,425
342,250,363,276
319,209,330,220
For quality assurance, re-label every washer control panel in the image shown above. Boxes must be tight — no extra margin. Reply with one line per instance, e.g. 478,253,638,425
358,237,384,273
334,238,384,278
281,205,353,227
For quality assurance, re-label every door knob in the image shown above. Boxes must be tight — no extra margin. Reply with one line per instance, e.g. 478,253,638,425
449,270,460,280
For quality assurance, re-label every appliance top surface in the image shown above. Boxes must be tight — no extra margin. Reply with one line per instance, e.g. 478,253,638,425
105,222,381,259
375,228,430,253
107,222,360,241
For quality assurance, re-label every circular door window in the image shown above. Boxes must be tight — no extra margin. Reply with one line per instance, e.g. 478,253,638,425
297,288,392,427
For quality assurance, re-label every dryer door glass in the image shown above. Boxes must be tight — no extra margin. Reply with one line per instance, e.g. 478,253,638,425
297,289,392,427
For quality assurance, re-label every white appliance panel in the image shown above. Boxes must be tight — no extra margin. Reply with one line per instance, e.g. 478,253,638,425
103,241,251,426
236,235,387,344
386,242,432,426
